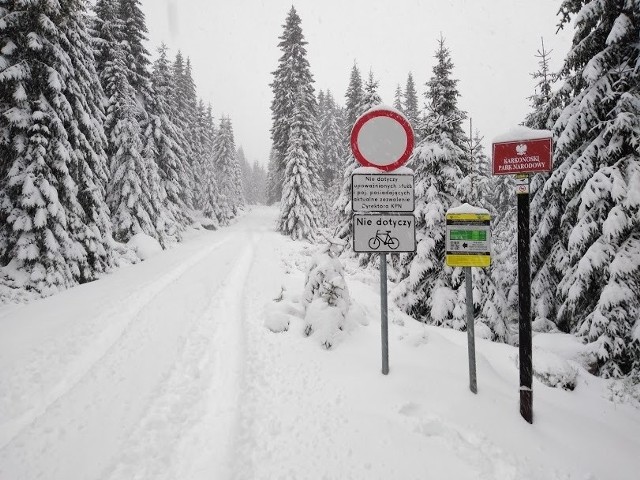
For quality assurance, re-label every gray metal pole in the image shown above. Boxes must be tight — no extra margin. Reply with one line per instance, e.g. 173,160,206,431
380,252,389,375
465,267,477,393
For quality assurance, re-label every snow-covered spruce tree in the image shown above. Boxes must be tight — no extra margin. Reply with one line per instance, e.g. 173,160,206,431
334,63,364,243
403,72,420,136
94,0,175,244
192,100,211,211
213,117,243,225
0,0,114,294
302,235,351,349
229,125,246,213
251,160,268,205
93,0,152,122
524,38,559,133
61,1,115,280
360,70,383,111
270,6,318,205
146,43,190,232
237,146,254,205
524,38,567,331
317,90,347,226
170,52,196,210
117,0,150,94
92,0,119,76
277,92,321,241
102,36,161,243
393,36,470,329
548,0,640,377
265,148,279,205
393,84,404,112
200,105,221,226
344,62,364,128
317,90,346,190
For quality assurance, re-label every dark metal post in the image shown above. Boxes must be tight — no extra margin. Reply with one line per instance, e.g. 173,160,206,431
517,176,533,423
380,252,389,375
465,267,477,394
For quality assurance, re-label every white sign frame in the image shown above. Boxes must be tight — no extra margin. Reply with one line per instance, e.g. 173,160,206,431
353,213,416,253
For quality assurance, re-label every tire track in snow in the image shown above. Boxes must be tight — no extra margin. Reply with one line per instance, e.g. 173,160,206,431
0,235,235,451
99,233,259,480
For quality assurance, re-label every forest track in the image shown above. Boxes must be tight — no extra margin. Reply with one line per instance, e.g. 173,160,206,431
0,211,274,480
99,232,259,480
0,235,235,451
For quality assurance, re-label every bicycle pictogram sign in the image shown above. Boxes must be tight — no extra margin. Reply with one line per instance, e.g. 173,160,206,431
368,230,399,250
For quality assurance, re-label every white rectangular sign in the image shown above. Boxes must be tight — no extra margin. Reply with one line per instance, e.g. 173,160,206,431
353,213,416,253
352,173,414,213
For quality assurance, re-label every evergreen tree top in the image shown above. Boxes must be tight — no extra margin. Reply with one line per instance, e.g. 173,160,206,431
151,43,171,88
345,62,364,126
393,84,404,112
118,0,150,68
404,71,420,129
360,70,382,111
279,6,306,48
269,5,317,176
173,51,185,77
422,35,467,144
524,37,559,131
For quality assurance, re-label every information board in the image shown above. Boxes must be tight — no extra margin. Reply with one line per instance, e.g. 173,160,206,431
445,213,491,267
352,173,414,213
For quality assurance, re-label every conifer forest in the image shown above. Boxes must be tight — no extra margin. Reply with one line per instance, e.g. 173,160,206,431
1,0,638,384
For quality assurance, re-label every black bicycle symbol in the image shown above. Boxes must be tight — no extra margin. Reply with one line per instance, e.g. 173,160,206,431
368,230,399,250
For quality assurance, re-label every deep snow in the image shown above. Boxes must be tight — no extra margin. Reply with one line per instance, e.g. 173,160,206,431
0,206,638,480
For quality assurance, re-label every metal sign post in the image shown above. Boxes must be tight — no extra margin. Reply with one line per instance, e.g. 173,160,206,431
492,128,552,424
350,105,416,375
464,266,477,394
516,174,533,423
380,252,389,375
446,207,491,394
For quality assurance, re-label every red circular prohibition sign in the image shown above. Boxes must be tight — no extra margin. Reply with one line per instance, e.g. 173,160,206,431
350,108,415,172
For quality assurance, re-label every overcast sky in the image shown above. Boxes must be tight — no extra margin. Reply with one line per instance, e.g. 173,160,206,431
140,0,574,165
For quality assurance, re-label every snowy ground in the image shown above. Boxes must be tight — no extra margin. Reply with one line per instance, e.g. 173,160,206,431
1,206,638,480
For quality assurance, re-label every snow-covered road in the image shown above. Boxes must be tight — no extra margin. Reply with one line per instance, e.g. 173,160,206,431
0,208,282,480
1,206,639,480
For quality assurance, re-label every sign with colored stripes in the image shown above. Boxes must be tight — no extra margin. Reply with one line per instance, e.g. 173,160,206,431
445,212,491,267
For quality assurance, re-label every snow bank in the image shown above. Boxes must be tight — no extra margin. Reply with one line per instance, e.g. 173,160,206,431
446,203,490,215
263,287,304,333
492,125,552,143
517,348,578,390
127,233,163,260
533,332,596,372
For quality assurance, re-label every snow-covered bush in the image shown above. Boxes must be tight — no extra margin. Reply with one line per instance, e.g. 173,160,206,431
301,235,351,349
127,233,163,261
